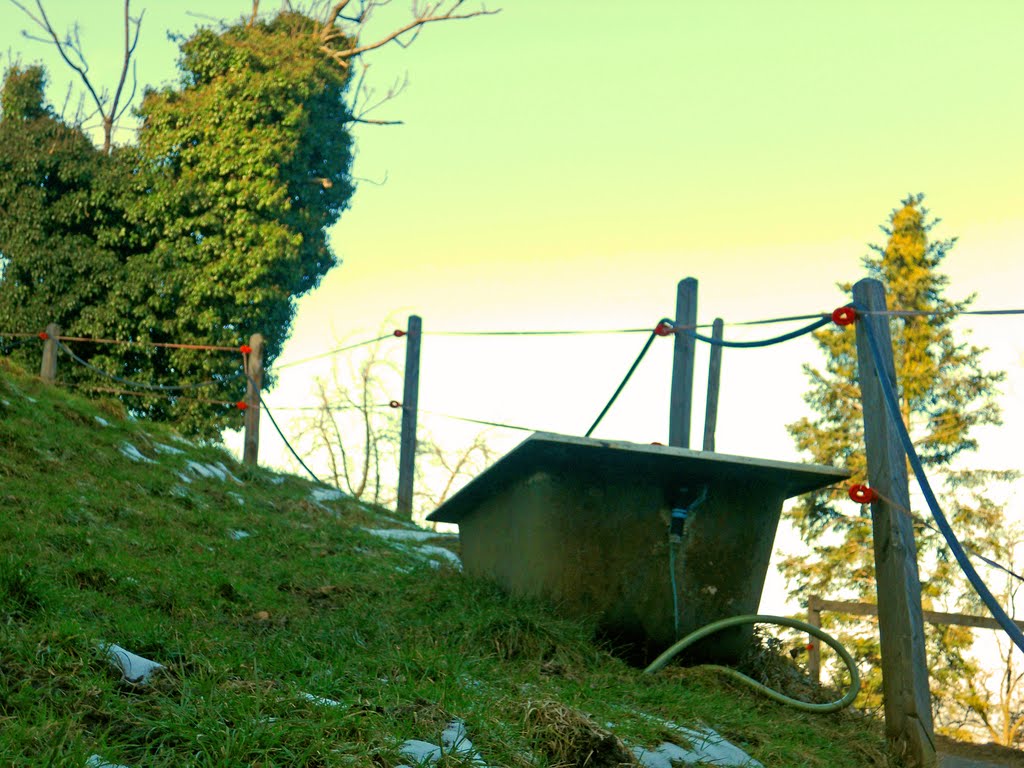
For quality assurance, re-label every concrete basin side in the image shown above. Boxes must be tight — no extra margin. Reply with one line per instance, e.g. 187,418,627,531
458,468,788,664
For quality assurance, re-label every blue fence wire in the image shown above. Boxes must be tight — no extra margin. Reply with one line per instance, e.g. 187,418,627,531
858,306,1024,654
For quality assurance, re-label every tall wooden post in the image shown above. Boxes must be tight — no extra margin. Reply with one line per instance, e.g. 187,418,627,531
807,594,822,685
702,317,724,451
853,278,936,768
40,323,61,383
243,333,264,467
669,278,698,448
397,315,422,517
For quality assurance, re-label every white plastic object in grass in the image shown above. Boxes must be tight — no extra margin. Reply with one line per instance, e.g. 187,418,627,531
86,755,130,768
118,443,155,464
300,692,343,707
398,719,487,767
101,644,164,685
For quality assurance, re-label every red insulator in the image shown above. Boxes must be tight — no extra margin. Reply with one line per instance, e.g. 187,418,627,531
389,400,401,409
393,329,406,337
239,344,252,354
832,307,857,326
805,643,815,651
848,484,877,504
650,442,664,446
654,321,674,336
236,401,249,411
38,331,49,340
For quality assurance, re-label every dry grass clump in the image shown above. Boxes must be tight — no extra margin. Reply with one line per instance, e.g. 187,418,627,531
523,700,638,768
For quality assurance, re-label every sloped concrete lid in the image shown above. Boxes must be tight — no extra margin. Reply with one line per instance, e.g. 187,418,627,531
427,432,849,524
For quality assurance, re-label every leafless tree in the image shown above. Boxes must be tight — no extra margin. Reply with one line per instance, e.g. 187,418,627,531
296,332,495,522
9,0,142,153
942,534,1024,747
271,0,498,126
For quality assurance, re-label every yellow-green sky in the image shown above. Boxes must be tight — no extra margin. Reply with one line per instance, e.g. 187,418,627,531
4,2,1024,609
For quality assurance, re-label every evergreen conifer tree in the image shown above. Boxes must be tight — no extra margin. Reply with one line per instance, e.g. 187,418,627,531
786,194,1012,720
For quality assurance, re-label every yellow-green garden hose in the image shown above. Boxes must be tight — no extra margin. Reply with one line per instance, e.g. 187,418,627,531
643,614,861,714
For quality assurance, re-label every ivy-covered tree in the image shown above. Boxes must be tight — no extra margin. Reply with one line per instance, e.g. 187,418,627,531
0,65,123,354
0,2,493,438
785,194,1014,724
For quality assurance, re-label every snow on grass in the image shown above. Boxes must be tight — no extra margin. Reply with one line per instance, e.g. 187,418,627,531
94,416,110,427
300,692,343,708
153,442,184,455
363,528,455,542
228,530,251,540
398,719,488,767
632,721,764,768
118,443,155,464
86,755,130,768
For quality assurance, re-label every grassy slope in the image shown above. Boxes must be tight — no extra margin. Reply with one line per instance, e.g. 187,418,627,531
0,358,891,767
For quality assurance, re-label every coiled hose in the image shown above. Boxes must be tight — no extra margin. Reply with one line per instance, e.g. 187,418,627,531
643,614,861,714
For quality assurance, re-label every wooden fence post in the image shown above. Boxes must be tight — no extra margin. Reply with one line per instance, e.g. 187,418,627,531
702,317,723,451
853,278,936,768
669,278,698,448
807,594,822,685
397,315,422,517
40,323,61,383
243,333,264,467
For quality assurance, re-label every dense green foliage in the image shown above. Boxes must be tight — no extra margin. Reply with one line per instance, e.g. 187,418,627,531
785,194,1012,723
0,11,355,438
0,356,894,766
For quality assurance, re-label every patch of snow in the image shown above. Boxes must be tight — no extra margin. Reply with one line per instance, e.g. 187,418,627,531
86,755,131,768
214,461,242,484
184,461,239,483
94,416,110,427
153,442,184,455
632,723,763,768
228,530,251,540
417,545,462,570
268,476,285,485
399,719,488,767
170,435,192,446
2,399,10,407
119,443,155,464
311,487,348,503
364,528,454,542
300,692,343,708
228,492,245,506
101,643,164,684
177,472,192,484
185,461,215,479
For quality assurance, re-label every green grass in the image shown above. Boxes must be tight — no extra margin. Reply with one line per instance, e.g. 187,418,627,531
0,357,892,767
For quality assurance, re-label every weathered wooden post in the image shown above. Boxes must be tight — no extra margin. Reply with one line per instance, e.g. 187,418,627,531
702,317,724,451
807,594,822,685
853,278,936,768
669,278,698,448
40,323,61,383
243,333,264,466
397,315,422,517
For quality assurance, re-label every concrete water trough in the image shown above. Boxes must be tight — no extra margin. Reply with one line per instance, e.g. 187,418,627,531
427,432,849,664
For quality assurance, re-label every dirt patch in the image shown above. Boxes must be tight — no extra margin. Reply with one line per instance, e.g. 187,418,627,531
524,699,638,767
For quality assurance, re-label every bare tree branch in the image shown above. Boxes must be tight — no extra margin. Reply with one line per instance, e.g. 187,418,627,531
316,0,498,69
9,0,144,153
